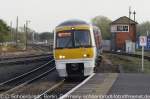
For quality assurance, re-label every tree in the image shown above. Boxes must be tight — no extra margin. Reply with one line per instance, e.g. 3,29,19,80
92,16,112,39
0,19,10,42
39,32,53,41
0,19,10,33
137,21,150,36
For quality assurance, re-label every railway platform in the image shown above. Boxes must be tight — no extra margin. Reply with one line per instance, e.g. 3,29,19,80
61,73,150,99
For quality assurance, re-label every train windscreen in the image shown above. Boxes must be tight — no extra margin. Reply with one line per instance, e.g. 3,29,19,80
56,32,73,48
56,30,91,48
74,30,91,47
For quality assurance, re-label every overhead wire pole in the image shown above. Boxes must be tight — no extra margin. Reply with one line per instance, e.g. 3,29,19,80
128,6,131,41
133,10,136,21
32,31,35,44
129,6,131,24
24,24,26,50
126,6,132,51
25,21,28,50
16,16,19,47
25,20,30,50
10,21,13,42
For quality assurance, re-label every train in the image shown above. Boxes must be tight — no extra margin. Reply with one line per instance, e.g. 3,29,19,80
53,19,103,77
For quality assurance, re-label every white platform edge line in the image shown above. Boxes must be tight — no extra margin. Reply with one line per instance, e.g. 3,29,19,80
59,73,95,99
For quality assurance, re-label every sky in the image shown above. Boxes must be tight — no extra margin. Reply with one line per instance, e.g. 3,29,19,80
0,0,150,33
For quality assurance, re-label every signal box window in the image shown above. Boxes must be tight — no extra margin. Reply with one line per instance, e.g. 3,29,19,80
117,25,129,32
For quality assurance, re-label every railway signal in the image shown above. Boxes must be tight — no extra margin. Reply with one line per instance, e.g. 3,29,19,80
139,36,147,72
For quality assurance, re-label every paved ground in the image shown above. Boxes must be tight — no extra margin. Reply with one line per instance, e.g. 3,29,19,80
108,73,150,95
65,73,150,99
69,73,118,98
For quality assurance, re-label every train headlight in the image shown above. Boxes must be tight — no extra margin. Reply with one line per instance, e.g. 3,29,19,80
59,55,66,59
59,55,63,59
83,54,87,57
71,27,75,30
62,56,65,59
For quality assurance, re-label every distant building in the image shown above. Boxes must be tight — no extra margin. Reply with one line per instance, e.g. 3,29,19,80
111,16,138,51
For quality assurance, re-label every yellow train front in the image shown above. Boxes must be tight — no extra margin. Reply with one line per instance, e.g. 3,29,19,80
53,20,102,77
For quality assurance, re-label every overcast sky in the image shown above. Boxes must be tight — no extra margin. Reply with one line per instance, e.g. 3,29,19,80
0,0,149,32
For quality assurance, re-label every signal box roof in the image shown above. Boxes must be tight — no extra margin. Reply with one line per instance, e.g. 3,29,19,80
111,16,138,25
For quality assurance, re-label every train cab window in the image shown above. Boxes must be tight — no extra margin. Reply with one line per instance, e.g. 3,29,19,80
56,32,73,48
74,30,91,47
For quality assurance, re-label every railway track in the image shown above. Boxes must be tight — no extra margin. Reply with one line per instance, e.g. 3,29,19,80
35,77,88,99
0,53,52,61
30,44,51,52
0,53,53,64
105,51,150,61
0,59,55,95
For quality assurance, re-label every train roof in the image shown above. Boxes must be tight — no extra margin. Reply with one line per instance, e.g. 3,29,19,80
56,20,89,27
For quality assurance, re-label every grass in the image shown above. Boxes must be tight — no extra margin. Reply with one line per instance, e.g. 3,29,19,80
104,53,150,73
135,50,150,56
